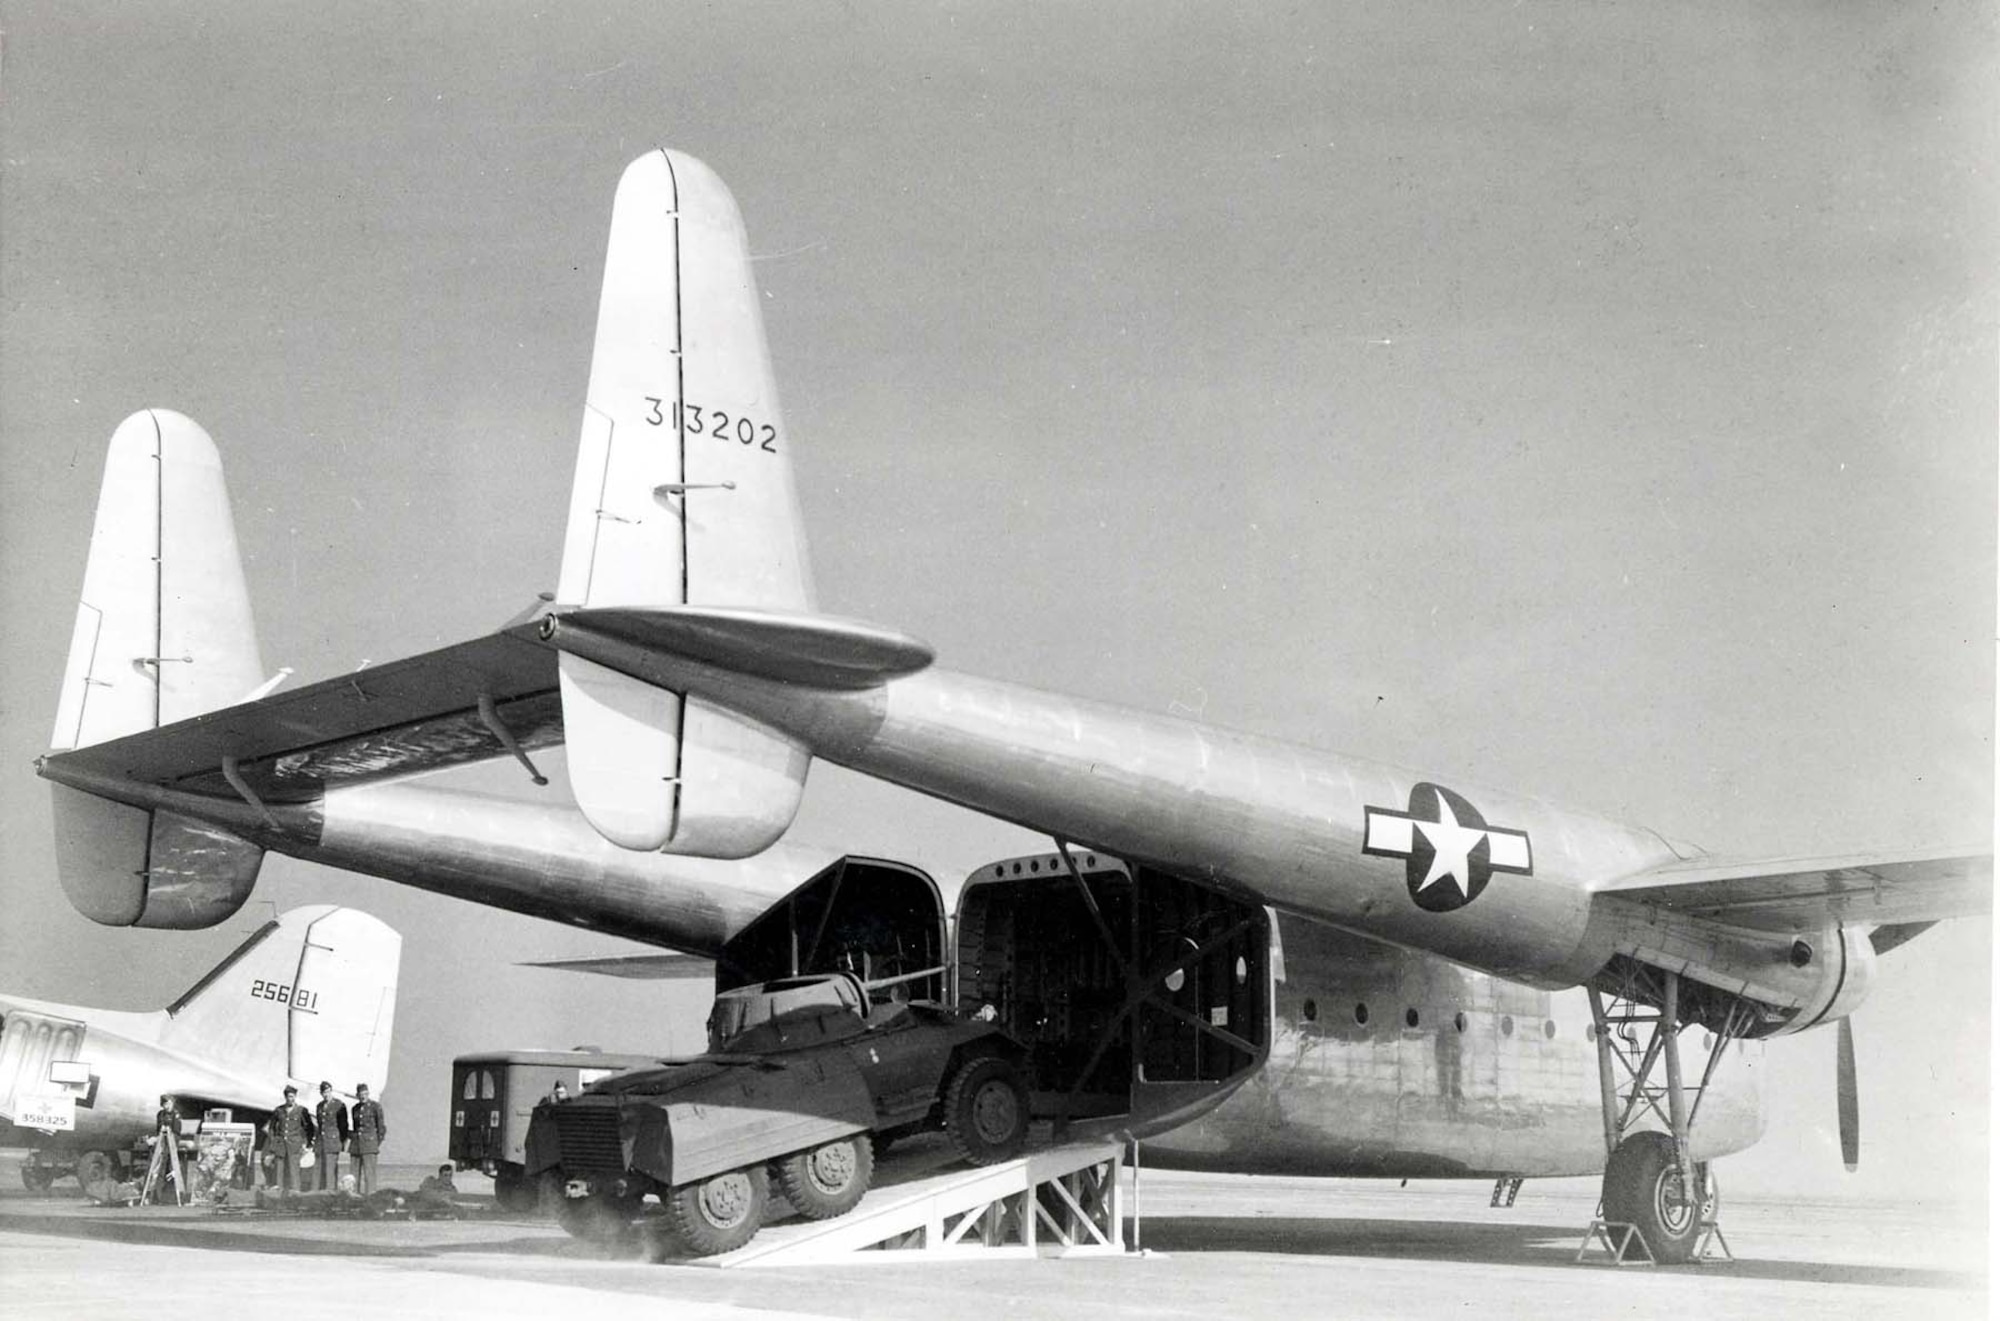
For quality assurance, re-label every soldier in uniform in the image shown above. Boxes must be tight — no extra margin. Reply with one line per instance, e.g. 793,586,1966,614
312,1081,350,1191
349,1081,387,1194
264,1085,316,1194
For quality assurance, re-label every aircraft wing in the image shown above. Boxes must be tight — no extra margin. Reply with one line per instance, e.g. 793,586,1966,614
39,627,560,803
1596,848,1991,934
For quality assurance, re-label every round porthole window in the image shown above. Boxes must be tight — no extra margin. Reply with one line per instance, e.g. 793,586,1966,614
1302,998,1318,1023
1501,1015,1514,1037
1405,1007,1420,1028
1354,1002,1369,1026
1164,968,1186,993
1454,1012,1467,1033
1544,1020,1556,1039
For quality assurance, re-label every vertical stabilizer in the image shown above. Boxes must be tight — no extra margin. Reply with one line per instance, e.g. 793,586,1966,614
49,410,267,926
556,150,812,855
160,906,401,1097
52,409,265,749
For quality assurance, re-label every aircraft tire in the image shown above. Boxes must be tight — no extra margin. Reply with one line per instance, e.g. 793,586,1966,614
20,1160,56,1193
658,1165,767,1258
943,1055,1029,1166
775,1133,873,1220
1602,1132,1709,1264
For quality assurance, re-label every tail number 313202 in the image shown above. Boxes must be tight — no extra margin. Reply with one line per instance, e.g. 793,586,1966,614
644,397,777,452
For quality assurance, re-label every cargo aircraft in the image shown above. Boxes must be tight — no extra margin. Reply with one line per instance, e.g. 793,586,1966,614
35,151,1987,1262
0,905,400,1192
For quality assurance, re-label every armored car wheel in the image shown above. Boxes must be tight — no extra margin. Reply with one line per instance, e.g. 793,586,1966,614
943,1055,1029,1166
659,1165,768,1258
1602,1132,1710,1264
553,1190,640,1251
775,1134,874,1220
492,1169,540,1213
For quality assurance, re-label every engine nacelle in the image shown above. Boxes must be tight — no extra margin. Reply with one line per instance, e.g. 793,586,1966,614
1765,921,1876,1036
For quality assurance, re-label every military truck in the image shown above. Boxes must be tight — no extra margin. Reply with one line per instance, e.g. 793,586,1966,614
525,970,1030,1256
448,1049,659,1210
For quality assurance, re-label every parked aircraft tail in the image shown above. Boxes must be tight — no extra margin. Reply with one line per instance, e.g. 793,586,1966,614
554,149,816,856
48,410,269,928
159,905,401,1097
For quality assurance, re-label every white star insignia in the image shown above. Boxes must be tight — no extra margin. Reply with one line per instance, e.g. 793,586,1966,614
1412,794,1486,896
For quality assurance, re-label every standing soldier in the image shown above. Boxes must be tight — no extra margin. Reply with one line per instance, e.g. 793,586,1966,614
313,1081,350,1191
264,1085,316,1194
350,1082,387,1194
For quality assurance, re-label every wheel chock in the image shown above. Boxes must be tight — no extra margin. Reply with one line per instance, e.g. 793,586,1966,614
1574,1218,1655,1266
1692,1218,1734,1264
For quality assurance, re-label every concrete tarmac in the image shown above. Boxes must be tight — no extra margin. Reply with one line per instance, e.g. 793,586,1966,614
1,1153,1984,1321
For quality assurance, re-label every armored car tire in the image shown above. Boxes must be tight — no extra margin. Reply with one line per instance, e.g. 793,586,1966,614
659,1164,768,1257
1602,1131,1712,1264
775,1133,874,1220
553,1190,641,1250
491,1169,539,1213
944,1055,1030,1166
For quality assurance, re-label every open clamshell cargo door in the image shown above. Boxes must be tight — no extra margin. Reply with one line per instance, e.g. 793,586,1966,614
715,855,949,1005
955,851,1271,1139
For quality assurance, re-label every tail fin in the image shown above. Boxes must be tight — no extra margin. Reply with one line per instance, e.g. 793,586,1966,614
160,906,401,1096
49,410,268,927
555,150,813,856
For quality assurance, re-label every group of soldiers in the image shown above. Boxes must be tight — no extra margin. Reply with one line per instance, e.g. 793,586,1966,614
263,1080,387,1194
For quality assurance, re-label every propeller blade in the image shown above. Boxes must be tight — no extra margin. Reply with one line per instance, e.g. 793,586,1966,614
1836,1015,1860,1172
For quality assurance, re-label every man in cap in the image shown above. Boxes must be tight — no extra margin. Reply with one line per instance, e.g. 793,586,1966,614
264,1085,316,1194
349,1082,387,1194
312,1081,350,1191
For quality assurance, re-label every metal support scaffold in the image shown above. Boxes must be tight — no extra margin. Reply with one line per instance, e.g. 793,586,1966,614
697,1140,1135,1267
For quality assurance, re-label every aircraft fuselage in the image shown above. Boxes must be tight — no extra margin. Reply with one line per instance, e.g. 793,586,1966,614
1144,916,1763,1177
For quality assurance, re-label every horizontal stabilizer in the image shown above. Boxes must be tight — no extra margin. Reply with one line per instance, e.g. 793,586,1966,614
522,951,716,981
39,630,560,806
551,606,934,690
1598,847,1991,932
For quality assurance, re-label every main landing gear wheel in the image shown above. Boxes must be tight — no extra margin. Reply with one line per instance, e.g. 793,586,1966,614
944,1055,1030,1166
776,1134,874,1220
20,1159,56,1193
657,1165,768,1258
1602,1132,1713,1264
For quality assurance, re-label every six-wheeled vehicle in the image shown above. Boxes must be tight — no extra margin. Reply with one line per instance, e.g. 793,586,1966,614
524,971,1031,1256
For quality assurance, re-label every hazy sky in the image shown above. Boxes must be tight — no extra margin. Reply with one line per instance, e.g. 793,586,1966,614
1,2,1991,1206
